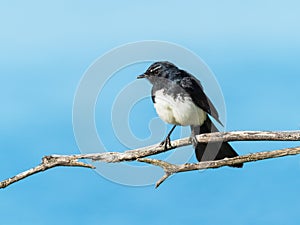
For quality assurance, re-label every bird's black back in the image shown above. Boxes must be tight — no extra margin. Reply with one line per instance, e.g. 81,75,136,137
151,66,222,125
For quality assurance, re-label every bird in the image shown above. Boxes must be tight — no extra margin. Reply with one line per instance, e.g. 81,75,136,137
137,61,243,168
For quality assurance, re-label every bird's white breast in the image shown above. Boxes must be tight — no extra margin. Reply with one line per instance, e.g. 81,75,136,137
153,89,207,126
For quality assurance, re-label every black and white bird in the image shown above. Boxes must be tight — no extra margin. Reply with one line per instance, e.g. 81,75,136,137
137,61,243,168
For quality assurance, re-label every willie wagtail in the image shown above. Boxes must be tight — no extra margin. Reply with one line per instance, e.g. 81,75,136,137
137,61,243,168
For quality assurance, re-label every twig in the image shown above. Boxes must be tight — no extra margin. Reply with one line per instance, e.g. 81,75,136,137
138,146,300,188
0,156,94,189
1,130,300,189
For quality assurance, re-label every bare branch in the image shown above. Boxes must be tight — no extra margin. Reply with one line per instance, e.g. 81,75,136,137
1,130,300,189
138,146,300,188
0,156,95,189
193,130,300,142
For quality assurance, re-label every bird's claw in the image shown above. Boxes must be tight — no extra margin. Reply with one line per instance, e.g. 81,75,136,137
160,136,174,150
190,136,198,147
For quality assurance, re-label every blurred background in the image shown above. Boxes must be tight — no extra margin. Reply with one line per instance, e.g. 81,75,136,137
1,1,300,224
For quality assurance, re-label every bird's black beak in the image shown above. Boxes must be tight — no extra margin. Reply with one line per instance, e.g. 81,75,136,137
137,74,146,79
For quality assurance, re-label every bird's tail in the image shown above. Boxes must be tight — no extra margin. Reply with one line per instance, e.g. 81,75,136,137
190,117,243,168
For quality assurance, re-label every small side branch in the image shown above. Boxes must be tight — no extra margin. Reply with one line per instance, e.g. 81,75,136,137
139,146,300,188
0,156,95,189
1,130,300,189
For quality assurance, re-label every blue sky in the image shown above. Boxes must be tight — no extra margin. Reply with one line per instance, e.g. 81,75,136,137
1,1,300,224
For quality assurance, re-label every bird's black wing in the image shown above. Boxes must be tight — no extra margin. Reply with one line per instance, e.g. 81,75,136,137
179,72,223,125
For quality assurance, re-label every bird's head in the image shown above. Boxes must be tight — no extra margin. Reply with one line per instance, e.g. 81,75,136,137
137,61,177,83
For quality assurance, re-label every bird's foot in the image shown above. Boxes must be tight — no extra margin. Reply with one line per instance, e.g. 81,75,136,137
160,136,174,150
190,135,198,146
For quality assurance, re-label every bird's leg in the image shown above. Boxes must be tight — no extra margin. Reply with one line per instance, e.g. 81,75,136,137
160,125,177,150
190,125,201,147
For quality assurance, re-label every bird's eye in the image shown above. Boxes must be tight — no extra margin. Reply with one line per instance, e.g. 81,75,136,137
154,70,159,75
